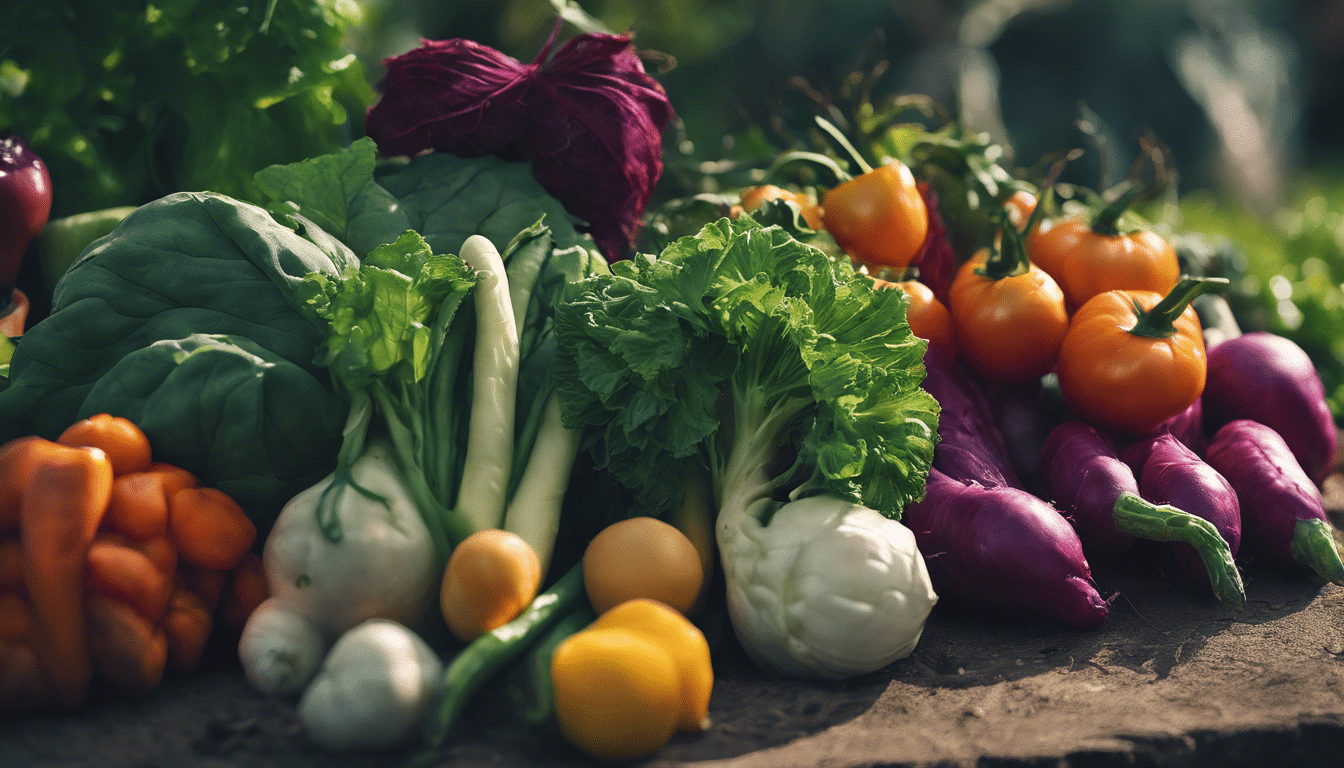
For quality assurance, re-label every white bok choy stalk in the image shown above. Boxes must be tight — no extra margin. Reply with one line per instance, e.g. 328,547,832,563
241,225,604,702
554,215,941,679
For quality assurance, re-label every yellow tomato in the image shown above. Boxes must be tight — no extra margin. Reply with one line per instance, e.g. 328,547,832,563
551,628,682,761
591,599,713,733
439,529,541,641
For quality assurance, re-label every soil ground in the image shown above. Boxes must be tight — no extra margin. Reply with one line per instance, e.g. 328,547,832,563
6,499,1344,767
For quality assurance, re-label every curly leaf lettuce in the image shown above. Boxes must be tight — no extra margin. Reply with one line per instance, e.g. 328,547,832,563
554,215,939,520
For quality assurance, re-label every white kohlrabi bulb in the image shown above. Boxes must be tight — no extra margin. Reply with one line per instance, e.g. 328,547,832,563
719,495,937,680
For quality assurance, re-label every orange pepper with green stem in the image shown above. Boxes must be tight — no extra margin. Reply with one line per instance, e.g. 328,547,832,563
1028,185,1180,313
1055,277,1228,436
948,205,1068,384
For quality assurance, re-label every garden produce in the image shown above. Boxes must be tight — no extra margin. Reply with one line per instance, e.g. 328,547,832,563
551,627,682,761
985,377,1061,496
904,468,1108,630
582,516,704,616
0,417,258,713
1122,434,1241,598
874,278,955,356
1028,190,1180,312
365,29,674,260
297,619,445,752
1056,277,1225,435
1204,420,1344,585
737,185,824,231
424,565,587,746
256,142,606,563
721,494,937,679
921,345,1021,488
1203,332,1337,482
587,599,714,734
34,206,137,290
821,159,929,269
238,439,436,697
1040,421,1243,607
948,209,1069,384
0,192,356,526
553,214,940,679
440,529,542,642
550,598,713,760
0,135,51,288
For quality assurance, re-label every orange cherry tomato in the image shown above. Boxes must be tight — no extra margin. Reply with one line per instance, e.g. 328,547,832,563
873,278,955,356
736,185,824,230
1055,278,1222,436
821,160,928,270
946,208,1068,385
949,251,1068,384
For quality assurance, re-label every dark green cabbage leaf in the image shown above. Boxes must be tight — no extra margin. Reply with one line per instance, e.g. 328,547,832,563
0,191,353,524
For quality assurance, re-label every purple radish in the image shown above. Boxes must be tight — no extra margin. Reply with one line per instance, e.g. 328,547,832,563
904,468,1108,630
1123,433,1242,601
1041,421,1244,608
987,377,1062,496
1204,419,1344,585
922,345,1021,488
1203,332,1337,483
1158,399,1204,454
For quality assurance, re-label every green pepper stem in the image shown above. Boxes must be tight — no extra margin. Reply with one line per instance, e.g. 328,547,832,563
1090,182,1148,236
765,150,852,184
977,185,1054,281
814,115,874,176
1290,518,1344,586
1127,276,1230,339
1112,492,1245,609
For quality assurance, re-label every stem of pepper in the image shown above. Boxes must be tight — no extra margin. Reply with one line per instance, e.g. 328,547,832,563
1090,182,1149,236
1127,276,1229,339
977,186,1052,281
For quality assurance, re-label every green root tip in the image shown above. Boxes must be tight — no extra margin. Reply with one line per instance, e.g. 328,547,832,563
1291,518,1344,586
1113,493,1245,610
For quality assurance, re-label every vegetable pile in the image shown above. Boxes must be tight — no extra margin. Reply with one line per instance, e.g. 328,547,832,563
2,12,1343,766
712,96,1344,627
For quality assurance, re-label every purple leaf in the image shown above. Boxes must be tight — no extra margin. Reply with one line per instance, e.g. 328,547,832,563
366,29,675,259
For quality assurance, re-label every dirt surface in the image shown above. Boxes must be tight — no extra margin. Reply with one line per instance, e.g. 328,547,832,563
6,521,1344,767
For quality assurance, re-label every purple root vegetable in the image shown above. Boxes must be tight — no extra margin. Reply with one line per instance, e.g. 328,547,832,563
1204,419,1344,585
922,346,1021,488
1203,332,1337,483
1042,421,1244,608
987,377,1062,496
1122,433,1243,603
904,468,1108,630
1157,399,1204,454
